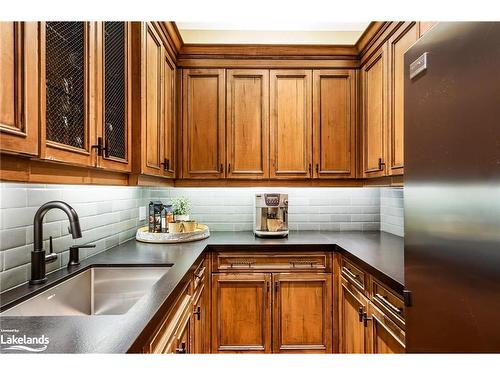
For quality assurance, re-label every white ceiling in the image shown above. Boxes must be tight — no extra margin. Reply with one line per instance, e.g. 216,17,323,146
176,21,370,45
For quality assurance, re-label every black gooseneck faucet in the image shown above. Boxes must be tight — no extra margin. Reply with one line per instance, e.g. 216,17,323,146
30,201,82,285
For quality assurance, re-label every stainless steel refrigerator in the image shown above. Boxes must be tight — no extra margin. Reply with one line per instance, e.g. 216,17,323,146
404,22,500,352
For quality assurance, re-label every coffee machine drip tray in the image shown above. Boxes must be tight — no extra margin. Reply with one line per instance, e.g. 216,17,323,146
254,229,289,238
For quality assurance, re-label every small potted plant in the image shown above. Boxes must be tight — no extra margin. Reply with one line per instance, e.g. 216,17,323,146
172,197,191,221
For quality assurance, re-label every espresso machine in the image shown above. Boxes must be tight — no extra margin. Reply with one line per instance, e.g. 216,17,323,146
254,193,289,238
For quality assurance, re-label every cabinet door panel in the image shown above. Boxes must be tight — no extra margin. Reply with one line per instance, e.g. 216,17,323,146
273,273,332,353
0,22,38,156
41,22,95,166
339,277,369,353
212,273,271,353
362,46,387,177
270,70,312,179
143,23,163,175
388,22,418,175
182,69,225,179
96,22,132,172
162,50,176,177
192,279,208,353
227,69,269,179
368,304,405,354
313,70,356,178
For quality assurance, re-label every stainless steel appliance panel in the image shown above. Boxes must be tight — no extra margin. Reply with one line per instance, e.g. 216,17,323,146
404,22,500,352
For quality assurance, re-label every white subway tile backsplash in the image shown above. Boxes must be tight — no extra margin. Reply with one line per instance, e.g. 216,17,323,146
380,188,404,237
0,188,27,209
0,183,399,292
0,182,148,292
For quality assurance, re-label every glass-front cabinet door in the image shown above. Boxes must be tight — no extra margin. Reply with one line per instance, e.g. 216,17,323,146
41,21,95,166
96,21,132,172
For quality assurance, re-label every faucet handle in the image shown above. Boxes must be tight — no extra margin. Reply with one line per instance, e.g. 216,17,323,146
45,236,58,264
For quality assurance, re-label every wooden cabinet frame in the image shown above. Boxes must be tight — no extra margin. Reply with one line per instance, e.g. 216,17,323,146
131,22,176,180
361,45,388,178
211,273,272,353
273,273,332,353
0,22,39,156
270,69,313,179
95,22,133,172
387,21,418,176
39,22,97,167
313,69,357,178
226,69,269,179
182,68,225,179
367,303,405,354
339,276,370,353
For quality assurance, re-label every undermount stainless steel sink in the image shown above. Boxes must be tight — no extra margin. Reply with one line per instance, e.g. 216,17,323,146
1,267,171,316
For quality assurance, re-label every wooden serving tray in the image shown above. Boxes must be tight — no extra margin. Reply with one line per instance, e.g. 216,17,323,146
135,225,210,244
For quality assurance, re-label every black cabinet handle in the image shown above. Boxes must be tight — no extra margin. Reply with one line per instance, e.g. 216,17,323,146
92,137,109,158
315,164,319,174
160,158,170,171
175,342,187,354
362,312,372,327
103,138,110,158
220,163,223,173
193,306,201,321
358,307,364,322
378,157,386,171
228,163,231,173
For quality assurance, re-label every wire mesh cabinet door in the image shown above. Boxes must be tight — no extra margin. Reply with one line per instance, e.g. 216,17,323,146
95,21,132,172
41,21,96,166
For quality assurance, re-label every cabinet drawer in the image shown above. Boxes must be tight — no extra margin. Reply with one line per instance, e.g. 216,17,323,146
145,281,192,354
193,258,207,291
369,303,406,352
213,251,331,273
371,279,405,327
341,257,366,292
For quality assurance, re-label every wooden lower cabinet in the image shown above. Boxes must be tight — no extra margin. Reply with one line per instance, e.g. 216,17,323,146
192,264,209,354
273,273,332,353
368,303,405,354
339,276,370,353
338,256,406,354
174,304,192,354
144,280,192,354
211,273,272,353
211,271,332,353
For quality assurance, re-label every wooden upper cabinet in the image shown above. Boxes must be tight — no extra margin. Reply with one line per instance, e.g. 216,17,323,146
0,22,39,156
226,69,269,179
362,45,387,178
270,70,312,179
313,70,356,179
162,49,176,178
388,22,418,176
339,276,369,353
142,23,164,176
273,273,332,353
212,273,271,353
95,22,132,172
182,69,225,179
131,22,175,179
40,22,96,167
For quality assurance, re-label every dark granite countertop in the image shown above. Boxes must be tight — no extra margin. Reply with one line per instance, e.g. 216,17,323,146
0,231,403,353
